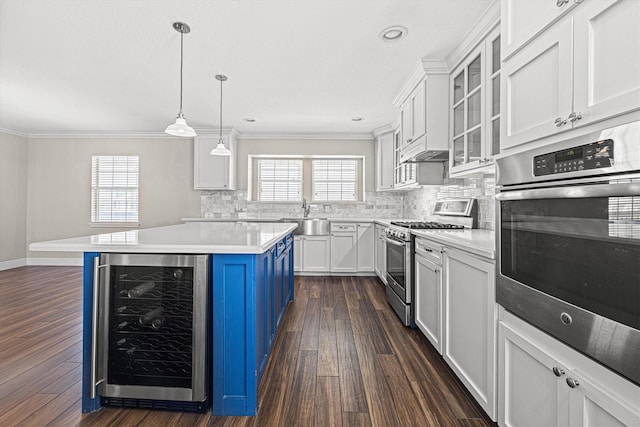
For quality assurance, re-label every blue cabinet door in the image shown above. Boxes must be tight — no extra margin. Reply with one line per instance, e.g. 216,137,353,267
256,247,274,383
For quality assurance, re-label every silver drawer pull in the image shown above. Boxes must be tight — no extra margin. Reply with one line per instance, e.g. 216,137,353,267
423,248,433,252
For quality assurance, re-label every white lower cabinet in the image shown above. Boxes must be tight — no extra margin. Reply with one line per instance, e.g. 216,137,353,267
330,223,358,273
443,247,497,420
356,223,374,272
293,236,330,273
414,238,443,353
498,315,640,427
374,224,387,283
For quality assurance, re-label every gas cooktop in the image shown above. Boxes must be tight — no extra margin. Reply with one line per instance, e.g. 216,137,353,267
390,221,465,230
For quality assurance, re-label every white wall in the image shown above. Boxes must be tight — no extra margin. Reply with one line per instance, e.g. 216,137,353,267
27,137,201,260
235,137,375,192
0,132,28,268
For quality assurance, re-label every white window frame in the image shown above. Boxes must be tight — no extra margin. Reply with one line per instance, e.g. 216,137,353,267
256,158,303,202
90,155,140,227
312,159,358,202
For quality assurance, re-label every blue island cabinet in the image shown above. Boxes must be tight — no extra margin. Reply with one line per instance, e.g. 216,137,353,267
212,233,294,415
80,233,295,416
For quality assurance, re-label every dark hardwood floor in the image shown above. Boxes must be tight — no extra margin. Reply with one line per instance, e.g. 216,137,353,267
0,266,495,426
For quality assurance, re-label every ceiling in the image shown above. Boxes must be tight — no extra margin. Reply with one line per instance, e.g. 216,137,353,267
0,0,494,137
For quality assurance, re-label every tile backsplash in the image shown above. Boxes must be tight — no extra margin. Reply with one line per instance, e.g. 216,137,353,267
200,176,496,229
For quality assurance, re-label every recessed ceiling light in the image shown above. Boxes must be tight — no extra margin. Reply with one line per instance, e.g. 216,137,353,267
379,26,408,42
351,117,364,122
243,117,256,122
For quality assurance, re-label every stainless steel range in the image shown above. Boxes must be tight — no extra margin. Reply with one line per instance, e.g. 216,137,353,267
383,198,477,325
496,121,640,385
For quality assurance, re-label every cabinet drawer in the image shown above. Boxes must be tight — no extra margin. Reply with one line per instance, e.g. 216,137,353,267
415,238,443,265
331,223,356,233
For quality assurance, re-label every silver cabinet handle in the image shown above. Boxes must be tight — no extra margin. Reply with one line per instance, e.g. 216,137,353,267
568,111,582,123
566,377,580,388
91,256,106,399
556,0,569,6
423,247,433,253
406,138,412,143
554,117,567,127
552,367,565,377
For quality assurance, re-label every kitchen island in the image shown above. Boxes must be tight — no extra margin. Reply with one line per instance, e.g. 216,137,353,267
29,222,297,416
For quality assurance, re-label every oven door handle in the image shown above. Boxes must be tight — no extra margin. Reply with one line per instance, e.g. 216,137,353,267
496,182,640,201
383,236,406,247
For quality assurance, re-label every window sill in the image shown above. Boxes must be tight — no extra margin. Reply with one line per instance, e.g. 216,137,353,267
89,222,140,228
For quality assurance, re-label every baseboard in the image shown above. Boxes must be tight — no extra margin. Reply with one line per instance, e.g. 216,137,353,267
0,258,27,271
294,271,378,277
27,257,83,266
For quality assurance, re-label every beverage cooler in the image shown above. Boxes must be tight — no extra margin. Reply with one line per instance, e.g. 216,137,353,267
94,253,209,410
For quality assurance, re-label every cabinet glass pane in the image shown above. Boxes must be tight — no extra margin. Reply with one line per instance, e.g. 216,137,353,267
467,91,481,129
492,118,500,156
453,136,465,166
492,36,501,74
467,55,481,92
492,75,500,116
454,104,464,136
469,128,482,161
453,72,464,104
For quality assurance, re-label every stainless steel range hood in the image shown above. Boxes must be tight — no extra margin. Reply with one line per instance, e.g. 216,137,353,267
401,149,449,163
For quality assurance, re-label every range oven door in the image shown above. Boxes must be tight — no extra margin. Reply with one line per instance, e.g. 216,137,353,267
496,178,640,385
384,235,410,303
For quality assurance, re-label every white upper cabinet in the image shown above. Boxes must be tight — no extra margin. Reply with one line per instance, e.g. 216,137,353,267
374,130,395,191
501,0,580,60
400,81,427,150
450,25,502,176
501,0,640,150
193,134,237,190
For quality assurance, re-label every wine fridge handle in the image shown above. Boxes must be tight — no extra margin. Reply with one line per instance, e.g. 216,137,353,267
91,256,106,399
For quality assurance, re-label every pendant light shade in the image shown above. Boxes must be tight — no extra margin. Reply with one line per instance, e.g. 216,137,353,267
210,74,231,156
165,22,196,137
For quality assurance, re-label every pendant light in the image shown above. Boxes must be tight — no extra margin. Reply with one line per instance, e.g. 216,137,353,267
165,22,196,137
210,74,231,156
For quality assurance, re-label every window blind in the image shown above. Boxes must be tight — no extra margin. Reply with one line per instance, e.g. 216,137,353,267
312,159,357,201
257,159,303,202
91,155,139,223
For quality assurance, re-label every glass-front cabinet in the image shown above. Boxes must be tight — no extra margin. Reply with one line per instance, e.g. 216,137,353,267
450,26,501,176
393,127,417,187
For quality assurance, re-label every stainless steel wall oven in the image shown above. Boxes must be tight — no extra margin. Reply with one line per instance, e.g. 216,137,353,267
496,122,640,385
94,253,209,409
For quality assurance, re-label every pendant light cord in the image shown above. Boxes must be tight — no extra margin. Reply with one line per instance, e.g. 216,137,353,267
219,78,223,142
179,30,184,116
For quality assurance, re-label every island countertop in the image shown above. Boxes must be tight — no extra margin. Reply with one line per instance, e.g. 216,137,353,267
29,222,298,254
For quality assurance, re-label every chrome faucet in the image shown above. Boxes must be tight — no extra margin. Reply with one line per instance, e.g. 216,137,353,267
302,198,310,218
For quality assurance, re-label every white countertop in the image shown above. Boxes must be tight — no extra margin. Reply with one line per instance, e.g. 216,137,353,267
411,229,496,259
181,217,404,224
29,222,298,254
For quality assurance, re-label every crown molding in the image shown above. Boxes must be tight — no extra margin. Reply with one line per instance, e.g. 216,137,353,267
391,59,448,107
0,126,29,138
446,0,500,70
26,131,191,139
371,124,394,138
237,132,373,140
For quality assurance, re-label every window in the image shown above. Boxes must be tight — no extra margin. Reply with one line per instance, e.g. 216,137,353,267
257,159,303,202
312,159,357,201
91,155,139,225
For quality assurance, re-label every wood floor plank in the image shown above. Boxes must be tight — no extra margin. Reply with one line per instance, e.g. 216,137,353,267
317,307,339,376
313,376,342,427
334,319,368,413
352,333,401,427
0,268,495,426
284,350,317,426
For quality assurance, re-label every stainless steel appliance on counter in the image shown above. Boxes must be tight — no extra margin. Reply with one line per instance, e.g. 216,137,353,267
383,198,477,325
496,121,640,385
94,254,209,409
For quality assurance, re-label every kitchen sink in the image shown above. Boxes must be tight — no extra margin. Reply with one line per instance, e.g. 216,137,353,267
279,218,330,236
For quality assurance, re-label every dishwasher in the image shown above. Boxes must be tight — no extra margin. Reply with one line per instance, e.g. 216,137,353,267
413,237,444,353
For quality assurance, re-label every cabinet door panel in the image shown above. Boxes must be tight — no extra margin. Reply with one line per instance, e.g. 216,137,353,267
356,224,374,272
293,237,303,272
502,0,579,60
415,255,442,353
502,20,573,150
573,0,640,126
444,250,496,419
302,236,330,272
499,322,570,427
330,233,357,272
568,370,640,427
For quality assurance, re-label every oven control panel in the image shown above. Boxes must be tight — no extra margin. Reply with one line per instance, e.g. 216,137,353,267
534,139,614,176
